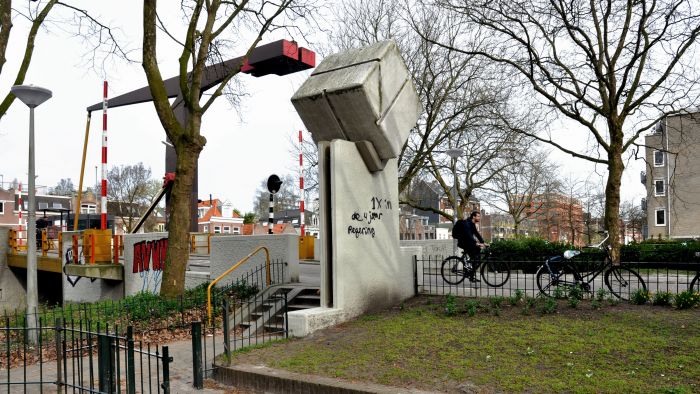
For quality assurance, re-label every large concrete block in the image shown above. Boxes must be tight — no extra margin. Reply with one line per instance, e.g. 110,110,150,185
291,40,422,164
123,233,169,296
0,227,26,312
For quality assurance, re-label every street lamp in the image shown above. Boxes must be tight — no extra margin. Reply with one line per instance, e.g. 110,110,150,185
11,84,52,345
445,148,463,253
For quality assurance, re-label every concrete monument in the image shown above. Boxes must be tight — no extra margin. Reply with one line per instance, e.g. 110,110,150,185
289,40,422,335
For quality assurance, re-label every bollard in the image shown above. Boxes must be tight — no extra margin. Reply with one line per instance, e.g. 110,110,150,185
191,322,203,389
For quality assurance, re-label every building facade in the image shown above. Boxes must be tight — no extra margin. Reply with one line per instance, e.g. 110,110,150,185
527,193,585,246
643,113,700,239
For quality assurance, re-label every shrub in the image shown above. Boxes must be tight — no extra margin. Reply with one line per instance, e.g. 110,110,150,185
464,300,479,317
652,291,673,306
591,299,601,310
595,288,608,302
673,291,700,310
568,297,579,308
567,284,584,301
509,289,525,306
539,297,558,315
445,294,457,316
630,289,652,305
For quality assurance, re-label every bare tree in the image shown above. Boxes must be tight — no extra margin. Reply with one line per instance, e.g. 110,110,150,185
483,150,556,236
428,0,700,261
620,199,645,243
252,174,300,223
330,0,539,222
0,1,128,121
142,0,317,298
50,178,75,196
106,163,159,233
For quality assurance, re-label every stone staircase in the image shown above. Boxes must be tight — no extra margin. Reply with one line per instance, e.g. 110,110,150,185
228,284,320,338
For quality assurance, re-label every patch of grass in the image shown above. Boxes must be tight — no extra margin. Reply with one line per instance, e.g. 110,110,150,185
230,297,700,393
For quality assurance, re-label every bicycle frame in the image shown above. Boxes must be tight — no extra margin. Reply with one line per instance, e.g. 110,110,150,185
542,232,613,289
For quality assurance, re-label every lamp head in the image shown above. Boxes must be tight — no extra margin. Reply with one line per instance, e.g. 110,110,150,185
445,148,464,159
11,85,52,108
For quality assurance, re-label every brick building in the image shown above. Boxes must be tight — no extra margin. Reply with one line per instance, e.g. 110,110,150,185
197,199,244,234
527,193,585,246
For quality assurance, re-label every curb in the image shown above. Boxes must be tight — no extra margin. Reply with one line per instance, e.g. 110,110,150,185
214,364,438,394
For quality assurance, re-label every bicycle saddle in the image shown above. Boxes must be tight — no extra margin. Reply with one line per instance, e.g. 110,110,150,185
563,250,581,259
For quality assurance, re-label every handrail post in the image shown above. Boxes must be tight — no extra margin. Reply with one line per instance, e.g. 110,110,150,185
72,235,79,264
207,233,211,255
90,233,95,264
207,246,270,324
58,232,63,258
190,234,195,254
41,229,48,257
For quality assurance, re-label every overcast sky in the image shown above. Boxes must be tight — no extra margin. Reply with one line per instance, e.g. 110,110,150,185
0,2,646,214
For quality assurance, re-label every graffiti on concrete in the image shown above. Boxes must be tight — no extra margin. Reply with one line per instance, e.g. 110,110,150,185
63,246,96,287
133,238,168,292
348,196,393,238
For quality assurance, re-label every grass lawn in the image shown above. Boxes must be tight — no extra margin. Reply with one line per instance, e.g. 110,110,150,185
231,296,700,393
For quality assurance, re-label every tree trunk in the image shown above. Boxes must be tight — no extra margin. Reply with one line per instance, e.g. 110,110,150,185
604,148,625,264
160,141,201,299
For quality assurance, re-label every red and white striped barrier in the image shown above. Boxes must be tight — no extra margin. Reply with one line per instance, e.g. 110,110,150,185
101,81,108,230
17,182,23,247
299,130,305,236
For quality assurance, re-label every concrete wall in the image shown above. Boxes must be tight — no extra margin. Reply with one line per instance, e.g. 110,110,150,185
209,234,299,287
123,232,169,296
324,139,414,314
400,239,455,258
61,231,123,303
0,227,27,312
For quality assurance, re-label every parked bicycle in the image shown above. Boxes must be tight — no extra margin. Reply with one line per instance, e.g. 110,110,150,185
536,231,647,300
441,247,511,287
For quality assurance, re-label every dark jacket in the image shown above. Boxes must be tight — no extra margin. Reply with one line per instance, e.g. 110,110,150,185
458,219,484,253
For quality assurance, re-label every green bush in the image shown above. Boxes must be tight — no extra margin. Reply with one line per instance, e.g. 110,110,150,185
630,289,652,305
445,294,457,316
539,297,558,315
621,240,700,263
673,291,700,310
464,300,479,317
652,291,673,306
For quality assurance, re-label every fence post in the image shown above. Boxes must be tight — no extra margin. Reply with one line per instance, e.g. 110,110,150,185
191,321,203,389
126,326,136,394
54,319,63,390
97,334,114,393
222,299,231,364
413,255,418,296
161,346,171,394
284,291,289,338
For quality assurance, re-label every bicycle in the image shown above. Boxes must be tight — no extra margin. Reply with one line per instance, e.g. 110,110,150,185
441,247,511,287
536,231,647,300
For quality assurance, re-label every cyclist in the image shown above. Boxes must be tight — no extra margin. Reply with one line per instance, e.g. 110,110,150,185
455,211,488,281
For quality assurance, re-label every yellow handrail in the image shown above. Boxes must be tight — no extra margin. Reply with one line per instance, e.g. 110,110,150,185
207,246,271,324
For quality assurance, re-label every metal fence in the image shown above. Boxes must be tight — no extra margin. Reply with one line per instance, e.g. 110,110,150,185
0,260,290,392
415,255,700,299
1,318,170,393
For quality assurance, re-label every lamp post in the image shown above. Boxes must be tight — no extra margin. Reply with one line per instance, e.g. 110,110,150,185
11,84,52,345
445,148,463,254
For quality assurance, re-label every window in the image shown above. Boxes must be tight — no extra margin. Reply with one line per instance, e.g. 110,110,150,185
0,202,3,214
203,226,208,232
223,226,230,234
38,202,48,210
157,223,165,232
654,180,665,196
655,209,666,226
214,226,221,234
81,204,96,214
52,202,63,209
653,150,665,167
233,227,240,235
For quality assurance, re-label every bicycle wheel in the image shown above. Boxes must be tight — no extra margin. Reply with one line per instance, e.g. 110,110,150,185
480,259,511,287
605,267,646,301
690,275,700,293
536,263,577,298
441,256,467,285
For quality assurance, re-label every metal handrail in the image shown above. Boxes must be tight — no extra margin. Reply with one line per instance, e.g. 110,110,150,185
207,246,271,323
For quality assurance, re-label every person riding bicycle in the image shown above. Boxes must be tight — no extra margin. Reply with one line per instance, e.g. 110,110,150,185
454,211,488,281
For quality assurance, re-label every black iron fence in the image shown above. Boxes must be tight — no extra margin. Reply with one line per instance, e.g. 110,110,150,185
1,318,170,393
0,260,290,392
416,255,700,298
